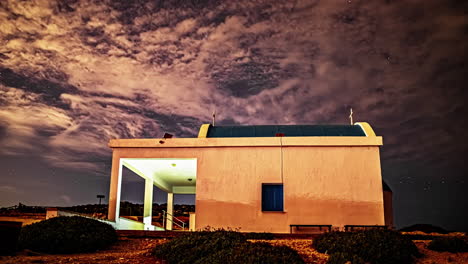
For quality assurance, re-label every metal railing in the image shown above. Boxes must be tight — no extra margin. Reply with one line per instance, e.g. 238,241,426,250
162,210,186,230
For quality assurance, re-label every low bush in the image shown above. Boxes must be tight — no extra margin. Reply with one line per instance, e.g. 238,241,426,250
196,241,305,264
313,231,354,253
153,230,305,264
18,216,117,254
399,224,448,234
327,252,365,264
245,232,275,240
153,230,246,264
427,236,468,253
313,229,420,264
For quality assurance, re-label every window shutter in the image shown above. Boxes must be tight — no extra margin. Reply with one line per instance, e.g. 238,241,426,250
262,184,283,211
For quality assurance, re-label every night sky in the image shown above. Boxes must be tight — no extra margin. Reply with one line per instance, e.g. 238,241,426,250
0,0,467,231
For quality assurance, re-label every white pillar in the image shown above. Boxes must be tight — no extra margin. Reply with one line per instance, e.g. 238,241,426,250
143,178,154,230
109,159,123,223
166,192,174,230
189,213,196,231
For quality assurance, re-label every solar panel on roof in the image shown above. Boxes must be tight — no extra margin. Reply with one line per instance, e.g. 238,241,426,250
206,125,366,138
300,126,325,136
255,126,277,137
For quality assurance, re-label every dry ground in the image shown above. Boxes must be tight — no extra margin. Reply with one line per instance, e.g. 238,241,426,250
413,240,468,264
0,216,44,226
1,238,467,264
0,237,166,264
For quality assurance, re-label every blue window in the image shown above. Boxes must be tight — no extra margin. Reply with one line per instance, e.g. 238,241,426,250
262,184,284,211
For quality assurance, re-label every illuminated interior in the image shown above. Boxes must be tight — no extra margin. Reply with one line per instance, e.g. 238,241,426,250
122,158,197,194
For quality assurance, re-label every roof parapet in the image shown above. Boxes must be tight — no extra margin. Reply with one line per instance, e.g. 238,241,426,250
354,122,376,137
198,124,211,138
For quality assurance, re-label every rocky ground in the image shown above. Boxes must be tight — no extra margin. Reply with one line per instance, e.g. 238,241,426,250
1,237,467,264
413,240,468,264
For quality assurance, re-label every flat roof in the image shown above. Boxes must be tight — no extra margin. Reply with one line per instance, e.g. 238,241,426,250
109,122,382,148
109,136,383,148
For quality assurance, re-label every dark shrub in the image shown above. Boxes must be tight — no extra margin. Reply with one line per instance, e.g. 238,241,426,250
153,230,247,264
313,229,420,264
196,242,305,264
313,231,354,253
427,236,468,252
327,252,365,264
245,232,275,240
153,230,305,264
18,216,117,254
399,224,448,234
0,221,22,255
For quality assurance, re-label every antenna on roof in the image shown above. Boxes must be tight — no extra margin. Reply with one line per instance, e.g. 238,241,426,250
212,108,216,126
349,108,354,125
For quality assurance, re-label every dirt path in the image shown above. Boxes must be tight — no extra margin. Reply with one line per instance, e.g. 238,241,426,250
0,237,166,264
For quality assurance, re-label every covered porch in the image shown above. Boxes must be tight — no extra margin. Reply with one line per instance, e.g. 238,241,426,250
110,158,197,230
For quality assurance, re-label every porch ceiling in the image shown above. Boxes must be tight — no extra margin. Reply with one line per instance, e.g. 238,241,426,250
122,158,196,194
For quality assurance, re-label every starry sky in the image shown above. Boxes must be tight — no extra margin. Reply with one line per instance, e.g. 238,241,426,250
0,0,467,231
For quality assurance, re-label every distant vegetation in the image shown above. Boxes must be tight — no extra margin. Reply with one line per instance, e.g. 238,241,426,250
153,230,304,264
118,201,194,217
18,216,117,254
1,201,195,217
313,229,420,264
0,203,46,215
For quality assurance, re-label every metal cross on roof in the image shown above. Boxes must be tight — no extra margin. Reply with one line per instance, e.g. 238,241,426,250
212,108,216,126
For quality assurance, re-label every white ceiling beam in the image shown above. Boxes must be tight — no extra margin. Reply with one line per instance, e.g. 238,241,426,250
172,186,196,194
122,160,172,192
